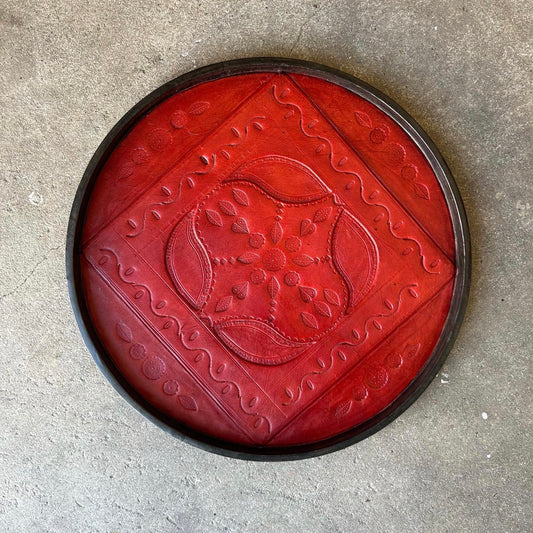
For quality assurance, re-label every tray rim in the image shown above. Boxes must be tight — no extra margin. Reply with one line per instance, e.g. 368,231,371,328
66,57,471,461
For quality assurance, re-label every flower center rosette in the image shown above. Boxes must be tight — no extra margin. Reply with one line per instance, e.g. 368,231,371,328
167,155,378,365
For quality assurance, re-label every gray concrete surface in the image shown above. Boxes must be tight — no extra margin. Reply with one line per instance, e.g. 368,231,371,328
1,1,531,532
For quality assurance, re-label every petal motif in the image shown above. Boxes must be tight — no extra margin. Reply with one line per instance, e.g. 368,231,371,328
226,155,331,203
214,319,312,365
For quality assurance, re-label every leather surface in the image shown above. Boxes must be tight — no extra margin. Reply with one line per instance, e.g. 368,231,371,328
80,72,456,448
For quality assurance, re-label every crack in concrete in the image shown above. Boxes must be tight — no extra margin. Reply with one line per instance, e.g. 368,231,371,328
0,245,61,301
289,7,322,54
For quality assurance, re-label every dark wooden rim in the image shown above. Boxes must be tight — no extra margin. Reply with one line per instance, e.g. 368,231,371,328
66,57,471,461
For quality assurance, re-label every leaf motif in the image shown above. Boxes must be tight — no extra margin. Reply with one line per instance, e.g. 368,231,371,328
292,255,314,267
237,252,259,264
189,331,199,341
252,121,263,131
232,188,249,206
392,221,404,230
383,299,394,310
152,210,161,220
299,286,317,303
178,395,198,411
404,343,421,359
285,388,293,399
231,217,249,234
231,127,240,137
215,295,233,312
300,219,316,236
186,177,195,188
161,186,171,196
116,322,133,343
301,312,319,329
188,101,210,115
127,219,136,229
267,276,280,299
313,207,332,223
221,150,230,160
316,358,326,368
354,110,372,128
351,329,360,341
414,182,430,200
314,301,332,317
408,288,419,298
324,289,341,306
218,200,237,216
205,209,223,227
306,379,314,390
337,350,347,361
373,320,382,330
232,281,249,300
335,400,353,418
270,221,283,244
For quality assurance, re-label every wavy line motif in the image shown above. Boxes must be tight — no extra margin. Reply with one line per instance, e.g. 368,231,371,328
100,248,183,333
282,283,418,406
125,115,266,240
219,116,266,150
98,247,271,434
179,333,272,434
271,85,439,275
126,155,217,238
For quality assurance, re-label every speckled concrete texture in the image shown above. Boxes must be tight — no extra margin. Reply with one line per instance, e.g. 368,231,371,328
1,1,531,532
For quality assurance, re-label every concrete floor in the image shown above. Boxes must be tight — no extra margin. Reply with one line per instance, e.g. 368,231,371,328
1,1,531,532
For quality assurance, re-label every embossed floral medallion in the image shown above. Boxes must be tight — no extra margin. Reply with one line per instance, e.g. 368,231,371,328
68,59,469,458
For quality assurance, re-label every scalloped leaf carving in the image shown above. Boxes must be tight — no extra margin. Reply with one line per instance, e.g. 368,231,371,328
237,252,259,264
335,400,353,418
292,255,314,267
301,312,318,329
270,221,283,244
323,288,341,306
414,182,430,200
231,217,249,234
354,111,372,128
205,209,222,227
313,207,332,223
188,101,209,115
299,286,317,303
232,188,249,206
116,322,133,343
314,301,332,317
267,276,280,299
215,295,233,312
218,200,237,216
178,395,198,411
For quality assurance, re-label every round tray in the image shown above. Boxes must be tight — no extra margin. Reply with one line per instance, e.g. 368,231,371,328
67,58,470,460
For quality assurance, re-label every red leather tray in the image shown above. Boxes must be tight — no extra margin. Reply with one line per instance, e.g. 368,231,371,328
67,59,470,459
